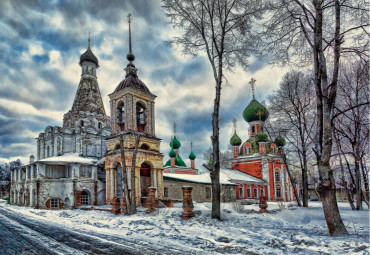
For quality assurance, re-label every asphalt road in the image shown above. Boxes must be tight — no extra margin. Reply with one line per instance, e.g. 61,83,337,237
0,206,181,255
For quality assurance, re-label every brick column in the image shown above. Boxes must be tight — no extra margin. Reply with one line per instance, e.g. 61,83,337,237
181,186,195,220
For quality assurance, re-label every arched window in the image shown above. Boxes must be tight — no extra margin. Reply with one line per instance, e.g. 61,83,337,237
117,102,125,131
136,102,146,132
47,146,50,158
140,144,150,150
275,171,280,182
80,120,84,127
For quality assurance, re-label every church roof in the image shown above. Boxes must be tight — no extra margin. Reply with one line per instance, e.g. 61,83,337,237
114,74,153,95
79,43,99,67
71,77,106,115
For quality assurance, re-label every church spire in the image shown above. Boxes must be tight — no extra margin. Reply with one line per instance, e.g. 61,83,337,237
126,13,135,64
88,32,91,49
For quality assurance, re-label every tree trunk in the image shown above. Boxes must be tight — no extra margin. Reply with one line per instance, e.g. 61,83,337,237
360,159,369,204
302,150,309,207
120,134,131,214
210,63,222,220
129,133,141,214
354,159,362,210
282,153,302,206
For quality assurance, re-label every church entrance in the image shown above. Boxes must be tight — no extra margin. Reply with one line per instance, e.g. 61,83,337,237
140,163,151,197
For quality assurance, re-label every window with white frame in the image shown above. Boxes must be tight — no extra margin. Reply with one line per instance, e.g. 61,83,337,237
50,198,59,208
275,171,280,182
276,187,281,198
247,187,251,198
260,188,264,197
239,186,244,198
254,187,258,198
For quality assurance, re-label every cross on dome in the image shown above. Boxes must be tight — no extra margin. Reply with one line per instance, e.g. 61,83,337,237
249,77,256,99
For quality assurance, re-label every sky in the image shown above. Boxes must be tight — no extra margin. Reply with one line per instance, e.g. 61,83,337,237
0,0,289,165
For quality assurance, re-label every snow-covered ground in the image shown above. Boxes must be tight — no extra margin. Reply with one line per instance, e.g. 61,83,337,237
1,200,369,254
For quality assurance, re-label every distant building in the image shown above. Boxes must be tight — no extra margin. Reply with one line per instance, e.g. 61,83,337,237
10,38,111,209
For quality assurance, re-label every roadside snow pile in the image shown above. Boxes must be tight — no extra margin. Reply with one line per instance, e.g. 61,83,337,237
1,200,368,254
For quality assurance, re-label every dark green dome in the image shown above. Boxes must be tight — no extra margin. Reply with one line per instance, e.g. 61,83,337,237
189,151,196,160
255,131,268,143
242,99,269,122
274,135,286,147
170,136,181,149
169,148,176,158
164,156,187,167
230,131,242,146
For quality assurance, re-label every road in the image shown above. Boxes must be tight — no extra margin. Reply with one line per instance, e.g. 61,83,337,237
0,206,181,255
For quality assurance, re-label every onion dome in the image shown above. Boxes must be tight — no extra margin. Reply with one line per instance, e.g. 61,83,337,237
164,156,187,167
274,134,286,147
169,148,176,158
255,131,268,143
114,75,153,95
189,151,196,160
170,136,181,149
79,44,99,67
230,131,242,146
242,99,269,123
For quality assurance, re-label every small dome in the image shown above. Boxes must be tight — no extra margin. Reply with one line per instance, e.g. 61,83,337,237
169,148,176,158
189,151,196,160
255,131,268,143
170,136,181,149
274,135,286,147
230,131,242,146
80,48,99,67
243,99,269,123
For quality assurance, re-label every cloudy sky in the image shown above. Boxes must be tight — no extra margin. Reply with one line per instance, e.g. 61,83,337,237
0,0,288,165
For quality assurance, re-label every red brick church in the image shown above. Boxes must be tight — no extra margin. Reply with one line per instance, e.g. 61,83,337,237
228,78,297,202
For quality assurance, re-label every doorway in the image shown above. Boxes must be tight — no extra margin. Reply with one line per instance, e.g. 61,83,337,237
140,163,151,197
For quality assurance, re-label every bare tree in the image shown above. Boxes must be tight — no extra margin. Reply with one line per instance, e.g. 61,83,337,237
333,60,369,210
262,0,368,236
267,71,316,207
162,0,266,219
120,133,141,215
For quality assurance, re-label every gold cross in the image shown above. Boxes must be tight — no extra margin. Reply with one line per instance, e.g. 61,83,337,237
88,32,91,49
190,141,193,151
173,122,176,135
249,77,256,98
128,13,131,24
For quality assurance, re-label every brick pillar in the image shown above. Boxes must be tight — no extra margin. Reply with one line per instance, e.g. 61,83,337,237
181,186,194,220
112,197,121,215
233,146,239,158
190,160,195,169
170,158,175,167
146,187,157,214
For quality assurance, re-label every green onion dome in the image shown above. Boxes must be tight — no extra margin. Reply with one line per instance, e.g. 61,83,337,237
242,98,269,123
164,156,187,167
274,134,286,147
255,131,268,143
230,131,242,146
169,148,176,158
170,136,181,149
189,151,196,160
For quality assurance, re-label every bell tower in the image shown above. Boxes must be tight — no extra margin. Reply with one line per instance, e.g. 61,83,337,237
104,14,164,205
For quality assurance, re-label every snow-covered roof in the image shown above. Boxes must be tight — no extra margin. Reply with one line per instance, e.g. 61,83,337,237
38,153,98,165
221,168,265,184
163,172,235,185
